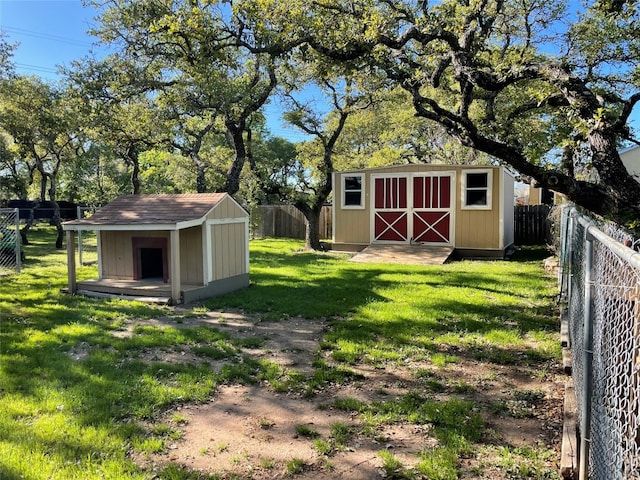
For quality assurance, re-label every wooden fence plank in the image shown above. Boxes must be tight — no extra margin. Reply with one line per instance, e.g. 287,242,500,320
514,204,551,246
252,205,332,240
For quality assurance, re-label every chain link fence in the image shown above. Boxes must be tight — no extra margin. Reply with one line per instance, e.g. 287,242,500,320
77,206,98,266
0,208,22,275
560,205,640,479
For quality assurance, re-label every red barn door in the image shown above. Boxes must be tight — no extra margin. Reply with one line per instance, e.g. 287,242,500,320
373,176,409,242
412,174,453,244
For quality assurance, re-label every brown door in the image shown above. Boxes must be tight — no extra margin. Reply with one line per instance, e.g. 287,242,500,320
132,237,169,282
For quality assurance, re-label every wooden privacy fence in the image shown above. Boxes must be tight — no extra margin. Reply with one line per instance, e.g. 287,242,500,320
514,204,552,245
252,205,332,240
253,204,551,246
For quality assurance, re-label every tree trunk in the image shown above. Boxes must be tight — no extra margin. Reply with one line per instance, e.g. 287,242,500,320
221,123,246,195
588,128,640,218
126,146,141,195
295,201,324,250
131,159,140,195
48,182,64,250
304,208,322,251
195,161,207,193
20,208,34,246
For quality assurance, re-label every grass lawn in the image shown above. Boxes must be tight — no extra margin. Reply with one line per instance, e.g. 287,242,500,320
0,227,561,479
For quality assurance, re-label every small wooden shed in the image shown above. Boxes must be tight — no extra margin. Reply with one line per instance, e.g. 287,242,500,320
63,193,249,305
332,164,515,257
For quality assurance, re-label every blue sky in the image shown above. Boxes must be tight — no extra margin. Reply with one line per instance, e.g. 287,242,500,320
0,0,100,78
0,0,303,140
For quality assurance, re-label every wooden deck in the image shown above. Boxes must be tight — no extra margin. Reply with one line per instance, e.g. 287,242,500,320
350,244,453,265
75,278,204,304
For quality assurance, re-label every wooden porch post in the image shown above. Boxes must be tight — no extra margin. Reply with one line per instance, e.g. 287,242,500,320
66,230,77,294
201,223,210,286
170,230,181,304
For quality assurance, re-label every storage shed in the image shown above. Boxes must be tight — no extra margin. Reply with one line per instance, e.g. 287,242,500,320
63,193,249,305
332,164,515,258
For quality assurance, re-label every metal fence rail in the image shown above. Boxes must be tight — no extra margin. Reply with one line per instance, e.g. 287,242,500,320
0,208,21,275
560,205,640,479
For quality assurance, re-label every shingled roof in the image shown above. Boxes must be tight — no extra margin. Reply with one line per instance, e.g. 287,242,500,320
64,193,228,228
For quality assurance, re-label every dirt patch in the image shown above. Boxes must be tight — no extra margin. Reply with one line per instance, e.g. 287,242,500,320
128,311,564,479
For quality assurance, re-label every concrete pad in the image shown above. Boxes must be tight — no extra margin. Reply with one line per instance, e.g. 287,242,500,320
350,244,453,265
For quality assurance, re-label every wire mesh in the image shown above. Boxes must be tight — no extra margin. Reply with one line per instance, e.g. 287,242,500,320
561,206,640,479
0,208,24,276
77,206,98,266
0,208,21,275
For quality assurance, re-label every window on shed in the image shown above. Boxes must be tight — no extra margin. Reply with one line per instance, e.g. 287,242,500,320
342,174,365,208
462,170,492,209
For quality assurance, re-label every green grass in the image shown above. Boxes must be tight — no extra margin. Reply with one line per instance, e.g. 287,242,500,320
285,457,306,474
0,230,559,479
294,424,320,438
206,239,559,369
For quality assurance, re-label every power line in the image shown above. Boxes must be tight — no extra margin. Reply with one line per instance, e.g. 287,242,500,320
1,25,94,48
15,62,58,74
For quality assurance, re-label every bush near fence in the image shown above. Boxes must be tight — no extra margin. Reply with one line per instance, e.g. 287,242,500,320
560,205,640,479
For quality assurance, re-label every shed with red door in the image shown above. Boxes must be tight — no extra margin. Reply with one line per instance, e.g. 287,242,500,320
332,164,515,258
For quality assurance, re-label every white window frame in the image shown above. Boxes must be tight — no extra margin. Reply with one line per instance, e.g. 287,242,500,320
341,173,365,209
461,169,493,210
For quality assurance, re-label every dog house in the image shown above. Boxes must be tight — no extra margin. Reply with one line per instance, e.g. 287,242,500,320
332,164,515,257
63,193,249,304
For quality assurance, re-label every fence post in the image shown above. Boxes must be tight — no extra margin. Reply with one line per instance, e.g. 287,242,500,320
14,208,21,273
566,208,576,309
77,206,84,266
579,227,595,480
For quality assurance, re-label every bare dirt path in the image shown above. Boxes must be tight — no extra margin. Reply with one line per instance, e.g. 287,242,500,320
129,310,564,479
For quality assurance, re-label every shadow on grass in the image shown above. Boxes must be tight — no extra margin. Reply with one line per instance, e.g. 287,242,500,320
0,235,558,478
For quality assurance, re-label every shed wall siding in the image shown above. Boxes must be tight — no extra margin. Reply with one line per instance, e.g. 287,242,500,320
179,226,203,284
502,170,515,248
334,165,508,250
333,208,370,244
100,231,169,280
211,222,247,281
454,169,501,249
206,196,246,221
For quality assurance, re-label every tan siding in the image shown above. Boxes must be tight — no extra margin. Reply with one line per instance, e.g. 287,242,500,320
529,185,542,205
180,227,203,284
100,231,169,280
101,231,133,279
454,169,501,249
333,209,370,244
332,171,371,244
212,225,224,280
206,196,247,221
210,223,247,280
503,171,515,247
229,224,241,276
